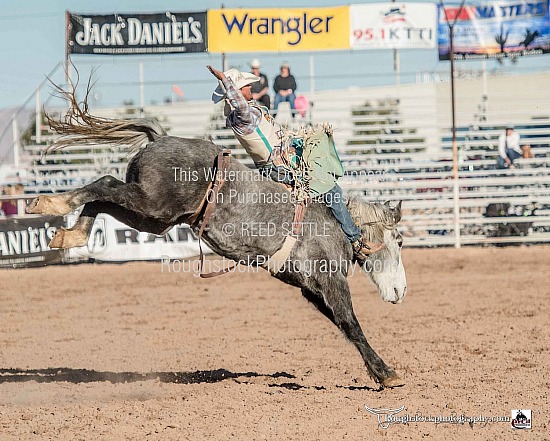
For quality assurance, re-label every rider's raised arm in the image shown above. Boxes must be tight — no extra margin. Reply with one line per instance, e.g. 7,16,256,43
222,77,254,130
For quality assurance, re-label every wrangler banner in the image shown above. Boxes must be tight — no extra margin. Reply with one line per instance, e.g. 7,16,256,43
350,3,437,49
438,0,550,60
68,12,207,55
207,7,349,53
0,216,64,268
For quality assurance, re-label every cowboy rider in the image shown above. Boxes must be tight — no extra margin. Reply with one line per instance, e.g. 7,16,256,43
207,65,383,259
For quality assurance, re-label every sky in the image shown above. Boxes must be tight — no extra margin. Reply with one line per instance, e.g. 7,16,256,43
0,0,548,112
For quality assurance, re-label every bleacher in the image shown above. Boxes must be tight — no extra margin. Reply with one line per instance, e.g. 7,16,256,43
4,71,550,246
334,90,550,245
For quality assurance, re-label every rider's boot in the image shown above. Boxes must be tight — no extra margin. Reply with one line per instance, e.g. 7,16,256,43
352,237,385,262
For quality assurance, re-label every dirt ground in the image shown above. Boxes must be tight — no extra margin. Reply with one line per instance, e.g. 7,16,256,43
0,245,548,440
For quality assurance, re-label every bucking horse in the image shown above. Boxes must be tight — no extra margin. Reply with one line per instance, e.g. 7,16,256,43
27,87,407,388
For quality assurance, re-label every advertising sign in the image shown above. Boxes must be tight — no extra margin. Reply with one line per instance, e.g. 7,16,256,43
208,7,349,52
68,11,207,55
66,214,208,262
438,0,550,60
0,216,64,268
351,3,437,49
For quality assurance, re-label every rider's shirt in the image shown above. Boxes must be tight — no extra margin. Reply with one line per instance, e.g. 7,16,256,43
223,77,284,167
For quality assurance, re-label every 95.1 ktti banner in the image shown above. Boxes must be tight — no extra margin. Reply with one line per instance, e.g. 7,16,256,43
207,7,350,53
350,3,437,49
438,0,550,60
68,11,207,55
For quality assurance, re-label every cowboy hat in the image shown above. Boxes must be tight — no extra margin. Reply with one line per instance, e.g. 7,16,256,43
212,68,260,104
249,58,261,68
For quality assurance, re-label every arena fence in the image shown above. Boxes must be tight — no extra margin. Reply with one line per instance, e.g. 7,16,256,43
1,153,549,267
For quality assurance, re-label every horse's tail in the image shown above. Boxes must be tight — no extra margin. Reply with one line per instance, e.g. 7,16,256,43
44,79,167,155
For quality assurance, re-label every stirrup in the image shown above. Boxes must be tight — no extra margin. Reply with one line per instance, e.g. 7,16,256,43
352,238,384,260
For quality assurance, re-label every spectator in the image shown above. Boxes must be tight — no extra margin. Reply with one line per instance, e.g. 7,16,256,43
249,58,270,110
497,124,522,169
294,95,310,119
2,185,18,216
273,62,297,119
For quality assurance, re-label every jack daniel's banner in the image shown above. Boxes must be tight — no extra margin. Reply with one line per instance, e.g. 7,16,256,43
68,11,208,55
0,216,64,268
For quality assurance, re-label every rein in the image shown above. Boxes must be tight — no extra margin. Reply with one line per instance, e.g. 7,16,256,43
187,150,307,277
188,150,235,278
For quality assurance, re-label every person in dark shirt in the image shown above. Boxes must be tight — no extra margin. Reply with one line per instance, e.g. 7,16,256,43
249,58,270,110
273,62,297,119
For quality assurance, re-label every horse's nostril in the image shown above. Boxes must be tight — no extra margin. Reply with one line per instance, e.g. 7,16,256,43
394,287,399,296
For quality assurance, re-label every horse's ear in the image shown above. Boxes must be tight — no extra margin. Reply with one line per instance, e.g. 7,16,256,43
393,201,403,224
384,200,391,206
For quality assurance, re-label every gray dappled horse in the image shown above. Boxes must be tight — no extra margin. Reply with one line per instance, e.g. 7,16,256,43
28,97,407,388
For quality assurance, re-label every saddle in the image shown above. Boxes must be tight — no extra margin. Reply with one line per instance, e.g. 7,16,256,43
187,150,306,278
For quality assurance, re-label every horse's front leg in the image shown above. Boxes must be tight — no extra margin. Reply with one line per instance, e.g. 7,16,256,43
302,281,404,388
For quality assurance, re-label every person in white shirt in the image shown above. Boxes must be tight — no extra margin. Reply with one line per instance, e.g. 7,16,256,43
497,124,522,169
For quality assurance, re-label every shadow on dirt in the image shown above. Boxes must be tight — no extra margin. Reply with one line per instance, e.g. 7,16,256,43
0,368,382,391
0,368,295,385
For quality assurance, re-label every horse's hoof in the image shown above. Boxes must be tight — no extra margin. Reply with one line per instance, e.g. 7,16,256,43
49,228,88,249
382,374,405,388
27,195,72,216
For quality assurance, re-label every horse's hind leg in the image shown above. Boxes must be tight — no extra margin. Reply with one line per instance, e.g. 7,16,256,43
302,286,403,388
49,208,96,249
49,201,172,249
27,175,128,215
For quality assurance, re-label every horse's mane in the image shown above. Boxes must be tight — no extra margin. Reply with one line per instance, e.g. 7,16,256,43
347,197,401,242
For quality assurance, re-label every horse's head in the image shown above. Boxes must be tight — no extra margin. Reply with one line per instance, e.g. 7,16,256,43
347,199,407,304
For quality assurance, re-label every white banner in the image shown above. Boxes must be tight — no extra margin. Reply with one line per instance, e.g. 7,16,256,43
350,3,437,49
66,214,210,262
